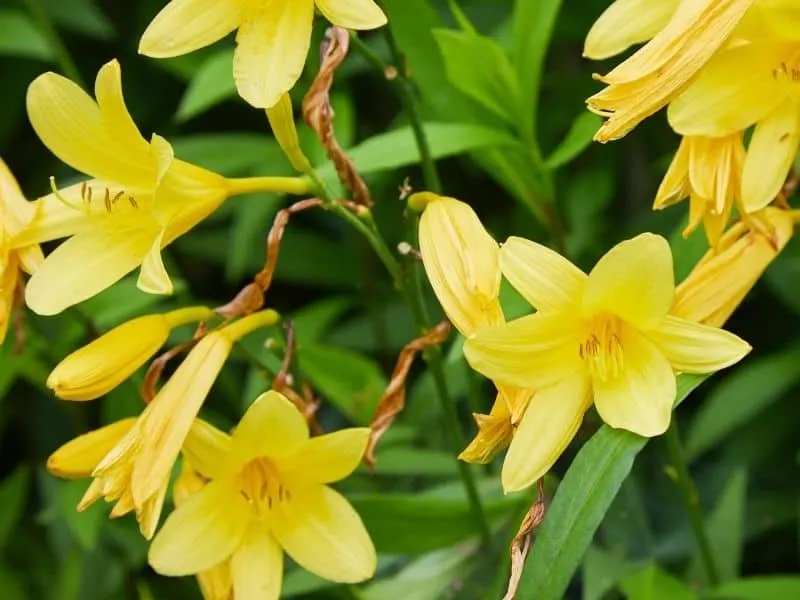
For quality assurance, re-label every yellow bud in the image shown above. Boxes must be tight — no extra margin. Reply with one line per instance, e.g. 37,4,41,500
407,191,440,212
48,306,213,401
46,418,137,478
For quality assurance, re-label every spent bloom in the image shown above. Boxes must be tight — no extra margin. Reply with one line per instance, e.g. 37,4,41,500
15,59,310,316
149,391,376,599
139,0,387,109
464,233,751,492
47,309,279,538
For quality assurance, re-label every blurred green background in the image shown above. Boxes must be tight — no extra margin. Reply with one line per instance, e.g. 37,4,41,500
1,0,799,598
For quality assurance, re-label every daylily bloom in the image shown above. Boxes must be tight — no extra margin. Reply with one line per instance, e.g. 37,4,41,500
464,233,751,492
16,59,311,316
654,133,746,247
587,0,755,142
0,158,43,343
149,391,376,599
48,309,279,538
48,306,213,401
668,42,800,212
583,0,679,60
138,0,387,109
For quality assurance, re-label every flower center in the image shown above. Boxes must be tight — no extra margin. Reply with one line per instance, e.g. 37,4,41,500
50,177,146,220
771,47,800,89
579,315,624,382
239,457,291,516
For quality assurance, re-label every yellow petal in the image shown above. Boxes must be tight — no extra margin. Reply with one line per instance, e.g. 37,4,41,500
231,391,309,466
95,60,151,162
459,395,513,464
149,480,250,576
137,230,173,295
139,0,243,58
184,419,234,480
418,195,503,337
464,313,584,389
10,184,93,247
234,0,314,109
583,0,678,60
741,99,800,213
500,236,586,313
315,0,387,29
583,233,674,330
498,385,534,425
24,222,159,316
501,375,591,493
47,418,137,478
647,315,750,372
667,44,785,136
593,326,676,437
0,157,36,236
653,136,690,209
265,93,313,173
272,485,376,583
230,523,283,600
282,428,369,484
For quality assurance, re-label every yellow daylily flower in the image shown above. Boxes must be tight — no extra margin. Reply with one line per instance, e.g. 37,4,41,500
16,59,310,316
149,391,376,599
51,309,278,539
668,43,800,212
587,0,755,142
0,158,44,343
47,306,213,401
654,133,746,247
464,233,751,492
138,0,387,109
583,0,679,60
673,207,795,327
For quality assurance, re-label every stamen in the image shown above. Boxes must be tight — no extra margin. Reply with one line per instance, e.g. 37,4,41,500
49,176,83,212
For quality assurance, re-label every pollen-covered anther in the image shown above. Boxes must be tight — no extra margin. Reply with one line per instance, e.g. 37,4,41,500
239,457,291,516
79,182,138,212
580,316,625,382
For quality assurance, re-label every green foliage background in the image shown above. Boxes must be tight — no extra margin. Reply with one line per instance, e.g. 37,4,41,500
1,0,799,599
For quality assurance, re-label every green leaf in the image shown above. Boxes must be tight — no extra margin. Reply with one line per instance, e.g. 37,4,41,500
432,29,521,124
291,297,353,343
0,467,30,548
283,569,332,598
516,374,709,600
685,350,800,460
171,134,291,176
703,577,800,599
544,112,604,169
41,0,114,40
175,49,236,121
620,563,698,600
582,546,647,600
0,567,26,600
366,447,458,477
0,10,52,60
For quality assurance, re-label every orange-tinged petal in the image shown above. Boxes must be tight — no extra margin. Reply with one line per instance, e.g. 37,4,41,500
149,480,250,576
138,0,243,58
234,0,314,109
583,233,674,330
500,236,587,313
593,326,675,437
272,485,376,583
501,375,591,493
315,0,387,29
464,313,585,389
741,99,800,213
231,391,309,466
647,315,750,373
231,523,283,600
583,0,678,60
282,428,369,485
46,418,137,478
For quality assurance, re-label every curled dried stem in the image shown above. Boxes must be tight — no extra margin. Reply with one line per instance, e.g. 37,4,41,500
503,479,547,600
270,321,322,433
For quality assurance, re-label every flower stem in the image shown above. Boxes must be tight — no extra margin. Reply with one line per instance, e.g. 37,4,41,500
22,0,84,88
664,421,720,585
227,176,312,197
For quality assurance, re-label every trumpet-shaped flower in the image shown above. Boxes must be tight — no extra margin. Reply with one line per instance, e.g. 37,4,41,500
139,0,387,109
16,60,310,316
0,158,43,342
654,133,746,247
50,310,279,538
47,306,213,401
587,0,755,142
149,391,376,599
464,233,751,492
668,43,800,212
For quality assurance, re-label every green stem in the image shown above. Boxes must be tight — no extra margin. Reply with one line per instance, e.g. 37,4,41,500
664,422,720,585
22,0,84,87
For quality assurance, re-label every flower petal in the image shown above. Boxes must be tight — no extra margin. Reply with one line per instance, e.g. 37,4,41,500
231,523,283,600
583,233,674,330
272,485,376,583
148,480,250,576
741,99,800,213
139,0,243,58
593,327,676,437
46,418,137,478
24,222,158,315
234,0,314,108
0,158,36,235
94,60,151,162
583,0,678,60
501,375,591,493
315,0,387,29
500,236,586,313
232,391,309,466
647,315,750,372
137,229,173,295
184,419,234,480
464,313,585,389
653,136,690,209
10,183,94,247
282,428,369,484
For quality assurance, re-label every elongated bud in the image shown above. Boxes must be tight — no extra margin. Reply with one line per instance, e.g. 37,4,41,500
673,208,794,327
266,93,313,173
47,306,214,401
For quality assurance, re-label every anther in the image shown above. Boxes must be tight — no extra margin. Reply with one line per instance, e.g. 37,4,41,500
128,195,138,208
104,188,112,212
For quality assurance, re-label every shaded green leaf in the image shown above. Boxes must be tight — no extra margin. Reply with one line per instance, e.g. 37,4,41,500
0,10,52,60
703,577,800,599
582,546,646,600
0,466,30,548
175,49,236,122
544,111,604,169
620,563,698,600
